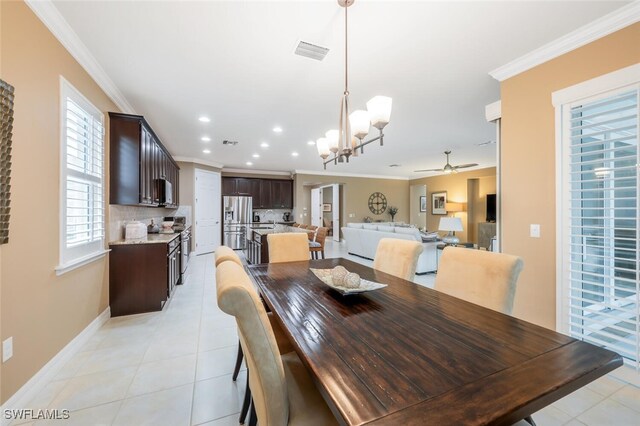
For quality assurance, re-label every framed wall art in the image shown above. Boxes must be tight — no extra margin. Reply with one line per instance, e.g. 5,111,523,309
431,191,447,215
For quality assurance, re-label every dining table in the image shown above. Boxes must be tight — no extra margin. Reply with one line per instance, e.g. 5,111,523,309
247,257,623,426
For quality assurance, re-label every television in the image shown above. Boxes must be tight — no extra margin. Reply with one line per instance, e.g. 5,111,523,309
486,194,496,223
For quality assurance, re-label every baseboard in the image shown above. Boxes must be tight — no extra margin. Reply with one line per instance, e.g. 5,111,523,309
1,307,111,424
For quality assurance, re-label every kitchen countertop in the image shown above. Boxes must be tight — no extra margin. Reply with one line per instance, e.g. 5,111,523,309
109,233,180,246
251,226,311,236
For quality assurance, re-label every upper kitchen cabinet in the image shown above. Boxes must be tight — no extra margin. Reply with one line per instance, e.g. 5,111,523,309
221,177,292,209
271,180,293,209
109,113,179,207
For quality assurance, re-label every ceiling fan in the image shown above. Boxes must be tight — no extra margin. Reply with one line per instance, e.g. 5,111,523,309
414,150,478,174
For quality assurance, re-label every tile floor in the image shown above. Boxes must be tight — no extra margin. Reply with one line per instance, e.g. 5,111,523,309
11,240,640,425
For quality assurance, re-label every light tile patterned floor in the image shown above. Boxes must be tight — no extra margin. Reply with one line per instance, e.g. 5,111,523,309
10,240,640,425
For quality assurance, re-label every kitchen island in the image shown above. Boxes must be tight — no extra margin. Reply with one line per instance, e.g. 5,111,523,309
244,226,313,264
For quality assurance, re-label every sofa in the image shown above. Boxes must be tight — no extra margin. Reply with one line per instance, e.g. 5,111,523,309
341,223,438,274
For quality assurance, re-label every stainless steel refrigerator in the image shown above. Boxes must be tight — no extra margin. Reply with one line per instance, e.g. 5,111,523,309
223,196,252,250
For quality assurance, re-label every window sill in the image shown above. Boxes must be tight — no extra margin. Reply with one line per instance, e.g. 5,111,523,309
55,249,110,276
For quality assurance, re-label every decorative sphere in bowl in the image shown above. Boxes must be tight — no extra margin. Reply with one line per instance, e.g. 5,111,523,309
331,266,349,286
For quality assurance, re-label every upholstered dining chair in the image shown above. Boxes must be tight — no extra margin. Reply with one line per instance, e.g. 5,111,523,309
307,225,318,232
309,227,328,260
216,260,295,425
434,247,524,315
214,246,248,385
267,233,311,263
373,238,423,281
298,224,308,229
214,245,243,267
434,247,527,424
216,260,337,426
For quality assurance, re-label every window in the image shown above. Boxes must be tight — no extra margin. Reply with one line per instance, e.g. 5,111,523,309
57,78,106,274
555,65,639,370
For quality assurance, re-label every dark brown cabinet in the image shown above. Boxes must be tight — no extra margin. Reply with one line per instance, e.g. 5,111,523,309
109,112,179,207
221,177,293,209
109,237,180,317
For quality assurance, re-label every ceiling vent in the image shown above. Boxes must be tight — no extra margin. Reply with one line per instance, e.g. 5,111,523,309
294,40,330,61
222,140,239,146
476,140,495,146
388,164,401,168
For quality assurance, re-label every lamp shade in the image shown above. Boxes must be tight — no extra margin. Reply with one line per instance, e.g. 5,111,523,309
349,110,370,139
445,202,463,213
316,137,330,157
367,96,392,129
325,130,339,153
439,217,463,232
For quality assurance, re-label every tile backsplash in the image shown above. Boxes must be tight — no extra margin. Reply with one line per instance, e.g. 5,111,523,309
252,209,293,223
109,205,192,241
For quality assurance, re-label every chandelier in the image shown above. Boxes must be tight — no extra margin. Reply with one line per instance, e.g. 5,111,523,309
317,0,392,169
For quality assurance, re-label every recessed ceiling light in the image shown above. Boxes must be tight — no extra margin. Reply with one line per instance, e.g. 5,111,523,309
291,152,299,157
202,149,211,154
260,142,269,148
307,140,315,145
252,154,260,158
201,136,211,142
246,161,253,166
273,126,283,133
198,116,210,123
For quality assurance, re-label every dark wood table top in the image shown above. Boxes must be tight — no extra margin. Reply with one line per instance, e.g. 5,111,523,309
248,258,623,426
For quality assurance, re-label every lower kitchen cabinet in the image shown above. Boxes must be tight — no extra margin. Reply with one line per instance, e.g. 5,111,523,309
109,236,181,317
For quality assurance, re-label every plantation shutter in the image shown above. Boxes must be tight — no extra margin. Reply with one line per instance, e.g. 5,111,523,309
567,88,639,367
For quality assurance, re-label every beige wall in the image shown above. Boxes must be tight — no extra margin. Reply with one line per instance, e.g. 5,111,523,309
0,2,118,403
501,23,640,329
409,184,427,229
409,167,496,243
294,174,410,227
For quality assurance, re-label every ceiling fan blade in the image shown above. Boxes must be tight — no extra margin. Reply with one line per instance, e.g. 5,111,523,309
414,168,443,173
453,163,479,169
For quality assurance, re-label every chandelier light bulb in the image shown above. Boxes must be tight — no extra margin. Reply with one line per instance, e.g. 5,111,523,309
326,130,340,153
316,137,330,158
367,96,392,130
349,110,370,140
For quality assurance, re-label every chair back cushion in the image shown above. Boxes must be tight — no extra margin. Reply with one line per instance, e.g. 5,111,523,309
435,247,524,315
214,245,243,267
267,233,310,263
216,261,289,426
373,238,423,281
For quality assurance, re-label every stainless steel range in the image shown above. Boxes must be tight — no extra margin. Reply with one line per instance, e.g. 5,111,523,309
164,216,191,283
223,196,252,250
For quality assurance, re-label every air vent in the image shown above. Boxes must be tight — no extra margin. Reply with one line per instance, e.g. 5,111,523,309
222,140,239,146
388,164,401,168
294,40,330,61
476,140,495,146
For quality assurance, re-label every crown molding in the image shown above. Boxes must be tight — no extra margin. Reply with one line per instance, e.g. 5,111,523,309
222,168,292,176
174,156,224,169
294,169,409,181
25,0,135,114
485,100,501,122
490,2,640,82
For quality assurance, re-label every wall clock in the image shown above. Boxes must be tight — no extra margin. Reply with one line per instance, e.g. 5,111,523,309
368,192,387,215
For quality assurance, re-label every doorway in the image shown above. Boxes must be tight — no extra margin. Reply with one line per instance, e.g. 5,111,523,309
194,169,221,254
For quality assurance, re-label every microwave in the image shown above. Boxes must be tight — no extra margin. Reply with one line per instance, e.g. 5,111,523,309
156,178,173,205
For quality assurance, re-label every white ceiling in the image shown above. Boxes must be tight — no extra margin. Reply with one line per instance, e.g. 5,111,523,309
52,0,628,177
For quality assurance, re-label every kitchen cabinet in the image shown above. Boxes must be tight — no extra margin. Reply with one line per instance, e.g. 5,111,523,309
271,180,293,209
109,112,180,207
109,235,181,317
221,177,292,209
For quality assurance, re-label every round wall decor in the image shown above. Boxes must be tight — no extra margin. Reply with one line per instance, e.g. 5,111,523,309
368,192,387,215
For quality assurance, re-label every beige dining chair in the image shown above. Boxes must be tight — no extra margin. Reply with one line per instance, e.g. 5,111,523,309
267,233,311,263
216,260,337,426
435,247,524,315
216,260,295,424
214,245,243,267
373,238,423,281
